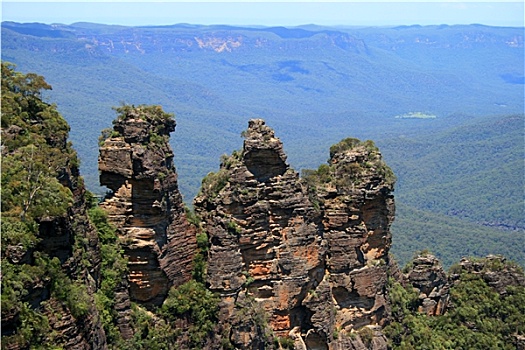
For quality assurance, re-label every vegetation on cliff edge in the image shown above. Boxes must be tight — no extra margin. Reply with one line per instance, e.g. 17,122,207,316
385,257,525,349
1,62,91,348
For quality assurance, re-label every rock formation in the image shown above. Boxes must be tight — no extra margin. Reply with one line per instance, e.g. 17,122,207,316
194,119,396,349
98,105,196,307
4,63,523,350
402,253,450,316
401,253,525,320
451,254,525,294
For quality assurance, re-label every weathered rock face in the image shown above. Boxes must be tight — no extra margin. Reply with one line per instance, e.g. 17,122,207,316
1,137,107,349
402,254,450,316
318,138,395,343
194,120,396,349
451,255,525,294
98,106,196,307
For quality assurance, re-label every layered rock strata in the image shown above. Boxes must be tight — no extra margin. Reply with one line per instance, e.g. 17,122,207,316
194,119,396,349
402,253,450,316
98,106,196,306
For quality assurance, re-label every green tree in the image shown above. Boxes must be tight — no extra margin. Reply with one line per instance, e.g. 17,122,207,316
1,62,85,349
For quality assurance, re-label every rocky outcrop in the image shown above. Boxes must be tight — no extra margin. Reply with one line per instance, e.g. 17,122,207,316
451,255,525,294
402,253,450,316
194,119,396,349
400,253,525,320
98,105,196,307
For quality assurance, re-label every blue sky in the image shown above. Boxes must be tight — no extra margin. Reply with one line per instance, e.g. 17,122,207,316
2,1,524,27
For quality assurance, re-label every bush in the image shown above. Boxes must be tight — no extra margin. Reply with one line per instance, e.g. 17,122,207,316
200,169,229,198
88,205,128,344
329,137,362,158
160,280,219,347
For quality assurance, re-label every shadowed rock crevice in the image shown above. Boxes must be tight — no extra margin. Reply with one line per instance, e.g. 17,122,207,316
244,148,287,182
242,119,288,182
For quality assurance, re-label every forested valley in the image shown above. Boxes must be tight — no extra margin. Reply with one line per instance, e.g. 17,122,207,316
1,57,524,349
2,21,523,268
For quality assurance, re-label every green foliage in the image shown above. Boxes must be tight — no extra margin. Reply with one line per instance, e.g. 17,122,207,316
242,270,255,288
1,255,46,322
120,279,219,349
302,137,395,193
227,220,242,235
88,205,128,345
192,251,207,284
196,232,209,251
160,280,219,348
126,303,179,350
192,231,209,283
111,103,175,150
1,63,78,222
185,206,202,227
1,62,74,153
232,295,274,347
42,256,89,319
220,150,242,169
185,206,210,283
385,259,525,349
2,302,51,348
113,103,174,124
274,336,295,349
1,145,74,221
199,168,229,198
98,127,120,146
358,327,374,348
0,217,39,254
302,163,333,186
329,137,362,159
1,252,93,347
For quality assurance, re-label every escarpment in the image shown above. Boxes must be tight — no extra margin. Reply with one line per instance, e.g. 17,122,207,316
98,105,196,306
194,119,396,349
1,64,107,349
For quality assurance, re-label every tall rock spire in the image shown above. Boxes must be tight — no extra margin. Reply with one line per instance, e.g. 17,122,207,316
194,120,396,349
98,105,196,307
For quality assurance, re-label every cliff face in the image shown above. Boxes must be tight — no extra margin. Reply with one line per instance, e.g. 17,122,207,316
98,105,196,307
1,63,107,349
194,119,396,349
